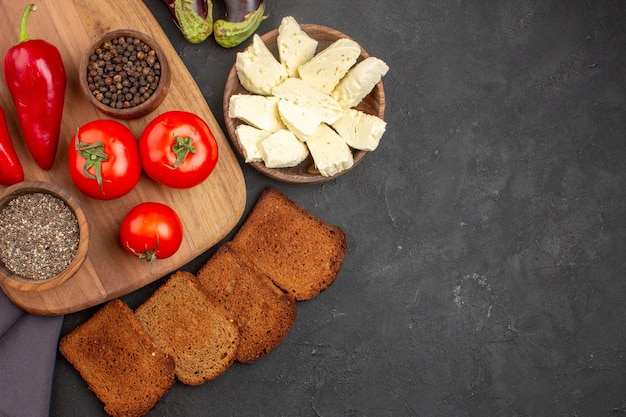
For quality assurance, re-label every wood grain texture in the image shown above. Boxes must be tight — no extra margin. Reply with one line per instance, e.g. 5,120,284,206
0,0,246,315
223,24,386,184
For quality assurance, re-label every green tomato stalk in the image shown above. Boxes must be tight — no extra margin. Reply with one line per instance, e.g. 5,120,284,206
74,129,110,193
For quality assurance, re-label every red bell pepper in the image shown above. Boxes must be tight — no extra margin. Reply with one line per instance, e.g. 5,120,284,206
3,4,66,171
0,105,24,185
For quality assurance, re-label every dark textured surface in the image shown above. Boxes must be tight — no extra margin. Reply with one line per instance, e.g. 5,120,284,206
51,0,626,416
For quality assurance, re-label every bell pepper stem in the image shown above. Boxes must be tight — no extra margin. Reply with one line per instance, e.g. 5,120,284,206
19,4,36,43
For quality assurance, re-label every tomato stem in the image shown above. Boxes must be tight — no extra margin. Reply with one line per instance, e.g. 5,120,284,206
167,135,196,169
126,235,160,270
75,129,110,192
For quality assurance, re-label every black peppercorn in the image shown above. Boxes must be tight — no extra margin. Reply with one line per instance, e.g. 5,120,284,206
86,35,161,110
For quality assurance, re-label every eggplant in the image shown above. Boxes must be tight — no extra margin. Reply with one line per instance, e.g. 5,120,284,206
213,0,266,48
162,0,213,44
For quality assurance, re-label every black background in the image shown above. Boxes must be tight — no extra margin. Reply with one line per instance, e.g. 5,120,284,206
51,0,626,416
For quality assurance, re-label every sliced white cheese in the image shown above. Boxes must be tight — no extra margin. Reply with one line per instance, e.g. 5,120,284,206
331,57,389,109
305,124,354,177
235,124,272,162
228,94,286,133
272,77,344,124
332,108,387,151
258,129,309,168
277,98,323,140
277,16,319,77
236,34,288,96
297,38,361,95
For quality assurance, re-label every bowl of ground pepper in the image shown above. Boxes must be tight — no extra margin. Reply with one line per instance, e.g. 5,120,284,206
0,182,89,291
80,29,171,120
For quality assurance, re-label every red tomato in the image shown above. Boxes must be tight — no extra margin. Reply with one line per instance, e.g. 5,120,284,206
69,120,141,200
139,110,218,189
119,202,183,264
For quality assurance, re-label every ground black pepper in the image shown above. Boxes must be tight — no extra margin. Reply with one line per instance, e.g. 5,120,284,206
86,35,161,110
0,193,80,280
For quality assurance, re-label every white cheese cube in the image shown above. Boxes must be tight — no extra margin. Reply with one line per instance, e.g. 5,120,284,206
277,98,323,140
258,129,309,168
331,57,389,109
297,38,361,95
277,16,319,77
228,94,286,133
272,77,344,125
235,124,272,162
332,108,387,151
236,34,288,95
305,124,354,177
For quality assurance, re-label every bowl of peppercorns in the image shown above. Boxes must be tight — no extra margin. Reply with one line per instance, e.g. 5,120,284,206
0,181,89,292
80,29,171,120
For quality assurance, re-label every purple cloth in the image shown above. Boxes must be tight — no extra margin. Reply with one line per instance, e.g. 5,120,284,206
0,290,62,417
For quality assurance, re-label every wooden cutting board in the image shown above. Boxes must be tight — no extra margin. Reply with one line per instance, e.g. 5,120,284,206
0,0,246,315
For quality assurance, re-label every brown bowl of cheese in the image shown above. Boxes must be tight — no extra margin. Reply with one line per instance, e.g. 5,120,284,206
223,17,388,184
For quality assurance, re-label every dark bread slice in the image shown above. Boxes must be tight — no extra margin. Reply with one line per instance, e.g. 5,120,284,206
59,299,175,417
134,271,239,385
230,187,347,300
196,242,297,363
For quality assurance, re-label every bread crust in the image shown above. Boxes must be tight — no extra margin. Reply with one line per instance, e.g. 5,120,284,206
135,271,240,385
231,187,347,300
197,243,297,362
59,299,175,417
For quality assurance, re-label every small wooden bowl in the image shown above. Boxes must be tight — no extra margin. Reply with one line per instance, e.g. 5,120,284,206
80,29,171,120
0,182,89,291
223,24,386,184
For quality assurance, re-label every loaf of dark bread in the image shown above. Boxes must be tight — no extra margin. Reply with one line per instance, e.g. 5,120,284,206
230,187,347,300
59,299,175,417
134,271,239,385
196,242,297,362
